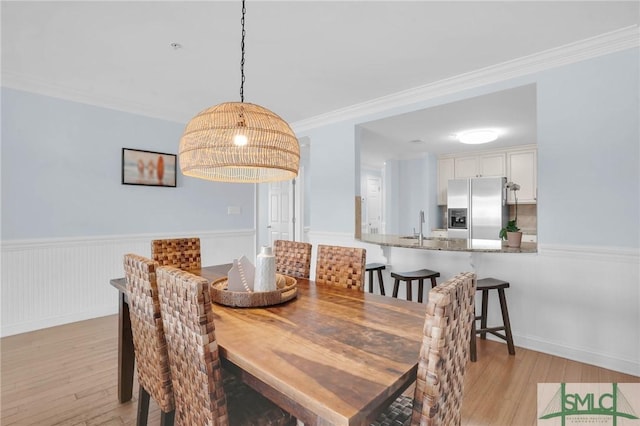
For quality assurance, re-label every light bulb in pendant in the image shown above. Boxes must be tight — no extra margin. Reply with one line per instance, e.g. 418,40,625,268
233,133,248,146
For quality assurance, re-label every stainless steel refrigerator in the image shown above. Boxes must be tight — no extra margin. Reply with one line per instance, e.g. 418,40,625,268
447,177,508,240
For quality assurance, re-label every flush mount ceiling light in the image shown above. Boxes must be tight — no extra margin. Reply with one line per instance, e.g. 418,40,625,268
178,0,299,183
457,129,499,145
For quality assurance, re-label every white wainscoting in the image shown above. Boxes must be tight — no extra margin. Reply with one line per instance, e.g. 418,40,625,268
308,231,640,376
1,230,255,337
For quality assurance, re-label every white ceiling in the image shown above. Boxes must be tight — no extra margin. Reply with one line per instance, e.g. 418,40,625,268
2,1,638,165
358,83,537,167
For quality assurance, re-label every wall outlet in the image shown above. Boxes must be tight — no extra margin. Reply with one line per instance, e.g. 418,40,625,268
227,206,241,215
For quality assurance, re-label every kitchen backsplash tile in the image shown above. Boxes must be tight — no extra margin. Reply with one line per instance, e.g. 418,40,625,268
511,204,537,234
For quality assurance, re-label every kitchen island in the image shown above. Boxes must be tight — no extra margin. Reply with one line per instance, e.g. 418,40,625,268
359,233,537,253
353,232,538,334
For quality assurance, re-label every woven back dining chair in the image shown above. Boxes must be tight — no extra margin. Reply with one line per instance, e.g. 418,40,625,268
123,254,175,426
151,237,201,270
372,272,477,426
156,266,296,426
315,244,366,291
274,240,312,279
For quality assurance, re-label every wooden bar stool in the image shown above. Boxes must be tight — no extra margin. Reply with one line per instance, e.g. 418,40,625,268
470,277,515,362
391,269,440,303
365,263,386,295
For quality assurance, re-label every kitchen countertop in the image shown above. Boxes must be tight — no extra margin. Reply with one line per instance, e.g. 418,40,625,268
359,233,537,253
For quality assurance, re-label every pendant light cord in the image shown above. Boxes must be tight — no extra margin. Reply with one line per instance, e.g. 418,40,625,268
240,0,246,103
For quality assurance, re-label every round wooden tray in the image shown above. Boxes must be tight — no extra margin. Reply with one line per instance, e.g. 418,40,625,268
210,274,297,308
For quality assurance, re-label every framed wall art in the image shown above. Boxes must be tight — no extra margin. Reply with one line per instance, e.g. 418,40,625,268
122,148,177,187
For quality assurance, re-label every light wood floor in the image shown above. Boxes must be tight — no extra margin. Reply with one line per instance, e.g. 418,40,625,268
1,315,638,425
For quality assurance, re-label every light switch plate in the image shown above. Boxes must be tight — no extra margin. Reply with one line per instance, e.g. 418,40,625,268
227,206,241,215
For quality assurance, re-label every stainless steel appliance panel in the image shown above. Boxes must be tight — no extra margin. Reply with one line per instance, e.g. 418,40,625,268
447,179,470,239
470,177,507,240
447,177,507,240
447,179,469,209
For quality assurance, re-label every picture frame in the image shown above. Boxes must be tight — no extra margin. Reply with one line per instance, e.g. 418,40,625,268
121,148,177,187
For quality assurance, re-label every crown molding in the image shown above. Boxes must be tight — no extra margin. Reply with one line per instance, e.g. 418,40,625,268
1,72,188,124
3,26,638,130
291,25,640,134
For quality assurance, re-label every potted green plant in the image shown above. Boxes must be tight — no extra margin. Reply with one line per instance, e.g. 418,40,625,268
500,182,523,247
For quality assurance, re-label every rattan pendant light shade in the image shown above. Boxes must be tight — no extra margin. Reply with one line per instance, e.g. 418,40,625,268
178,0,299,183
179,102,299,183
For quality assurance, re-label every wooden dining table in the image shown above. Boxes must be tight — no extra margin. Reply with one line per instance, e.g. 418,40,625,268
110,264,427,425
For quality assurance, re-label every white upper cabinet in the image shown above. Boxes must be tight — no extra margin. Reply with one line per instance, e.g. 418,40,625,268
453,153,506,179
479,153,507,177
453,156,478,179
438,145,536,205
507,148,537,204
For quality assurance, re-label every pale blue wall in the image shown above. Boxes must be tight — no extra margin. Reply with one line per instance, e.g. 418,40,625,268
384,160,400,234
307,122,356,233
381,154,438,236
302,48,639,249
301,142,311,228
397,156,429,236
536,49,639,246
4,48,637,248
1,88,255,240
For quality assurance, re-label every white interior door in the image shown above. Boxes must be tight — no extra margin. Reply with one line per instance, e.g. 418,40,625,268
366,177,382,234
268,180,293,246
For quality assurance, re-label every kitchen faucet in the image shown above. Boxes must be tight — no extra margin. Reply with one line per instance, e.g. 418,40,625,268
419,210,425,245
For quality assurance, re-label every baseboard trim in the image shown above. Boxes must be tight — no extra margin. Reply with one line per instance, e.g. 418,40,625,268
515,334,640,377
1,306,117,337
